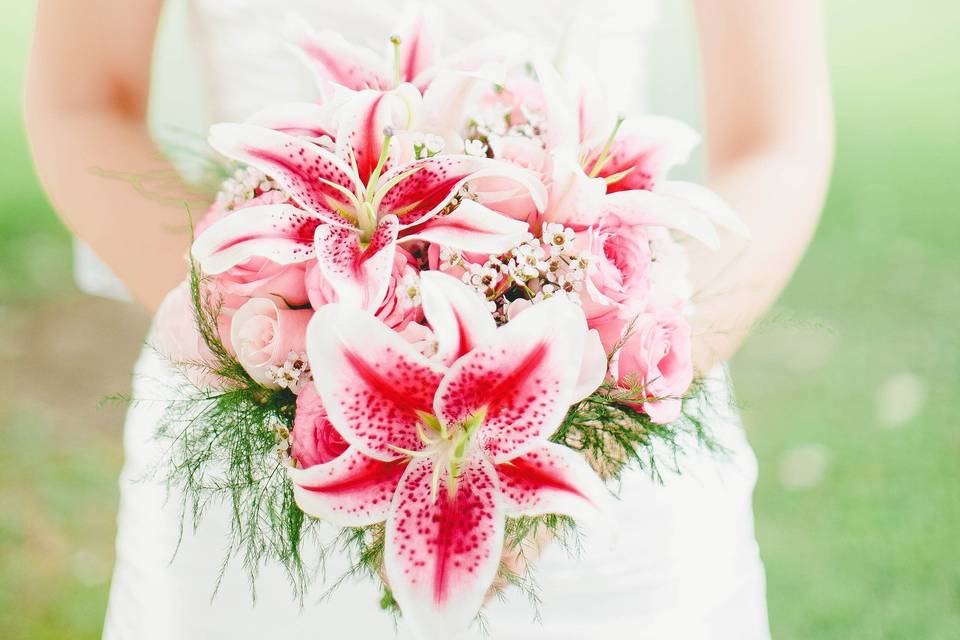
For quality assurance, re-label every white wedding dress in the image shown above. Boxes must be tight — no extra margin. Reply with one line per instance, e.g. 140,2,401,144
100,1,771,638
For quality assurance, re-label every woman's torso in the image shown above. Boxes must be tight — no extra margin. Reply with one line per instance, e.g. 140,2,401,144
104,4,770,638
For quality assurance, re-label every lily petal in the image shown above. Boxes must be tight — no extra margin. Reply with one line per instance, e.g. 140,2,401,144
209,123,362,226
435,296,587,463
497,442,610,528
287,447,406,527
590,116,700,193
394,8,440,84
191,204,319,274
336,88,420,186
286,16,391,90
655,180,751,238
541,152,607,229
378,155,547,227
401,199,528,254
245,101,338,141
314,215,399,310
573,329,608,403
306,303,446,461
418,69,499,145
601,189,721,249
438,34,529,81
533,59,580,151
385,456,504,640
419,271,496,366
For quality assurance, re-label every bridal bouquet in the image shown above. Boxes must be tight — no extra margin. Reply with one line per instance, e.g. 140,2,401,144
153,12,745,639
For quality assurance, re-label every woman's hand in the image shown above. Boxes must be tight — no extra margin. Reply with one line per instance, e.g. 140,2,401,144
689,0,834,371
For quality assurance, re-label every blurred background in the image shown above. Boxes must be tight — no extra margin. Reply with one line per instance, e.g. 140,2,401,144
2,2,958,638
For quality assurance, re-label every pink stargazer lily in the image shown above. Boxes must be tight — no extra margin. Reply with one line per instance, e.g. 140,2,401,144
192,89,545,313
534,61,749,241
288,10,525,94
287,273,609,639
287,11,441,91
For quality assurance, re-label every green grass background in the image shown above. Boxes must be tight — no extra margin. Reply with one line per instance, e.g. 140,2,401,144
1,2,958,638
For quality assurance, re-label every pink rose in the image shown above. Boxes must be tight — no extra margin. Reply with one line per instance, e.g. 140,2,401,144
152,280,225,388
229,297,312,387
215,259,309,311
291,384,349,468
597,307,693,424
578,212,653,325
479,135,551,223
306,248,422,331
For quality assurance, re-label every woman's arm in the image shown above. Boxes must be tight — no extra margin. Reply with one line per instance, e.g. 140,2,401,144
25,0,194,312
689,0,834,371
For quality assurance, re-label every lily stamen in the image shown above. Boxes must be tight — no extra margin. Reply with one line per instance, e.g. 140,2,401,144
365,128,395,203
588,114,625,178
389,35,402,87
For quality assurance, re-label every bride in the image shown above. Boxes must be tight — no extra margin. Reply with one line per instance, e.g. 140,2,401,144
25,1,833,638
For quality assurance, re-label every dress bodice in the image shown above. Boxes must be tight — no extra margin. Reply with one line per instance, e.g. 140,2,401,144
187,0,660,122
78,0,705,300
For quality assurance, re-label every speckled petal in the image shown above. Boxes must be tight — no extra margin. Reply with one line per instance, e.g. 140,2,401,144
314,215,399,310
395,8,440,84
497,442,610,528
378,155,547,227
435,296,587,463
191,204,320,274
385,456,504,639
209,123,362,225
287,447,406,527
655,180,750,237
306,304,446,461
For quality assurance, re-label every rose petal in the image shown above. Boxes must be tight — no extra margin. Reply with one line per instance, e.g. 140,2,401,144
230,297,310,387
